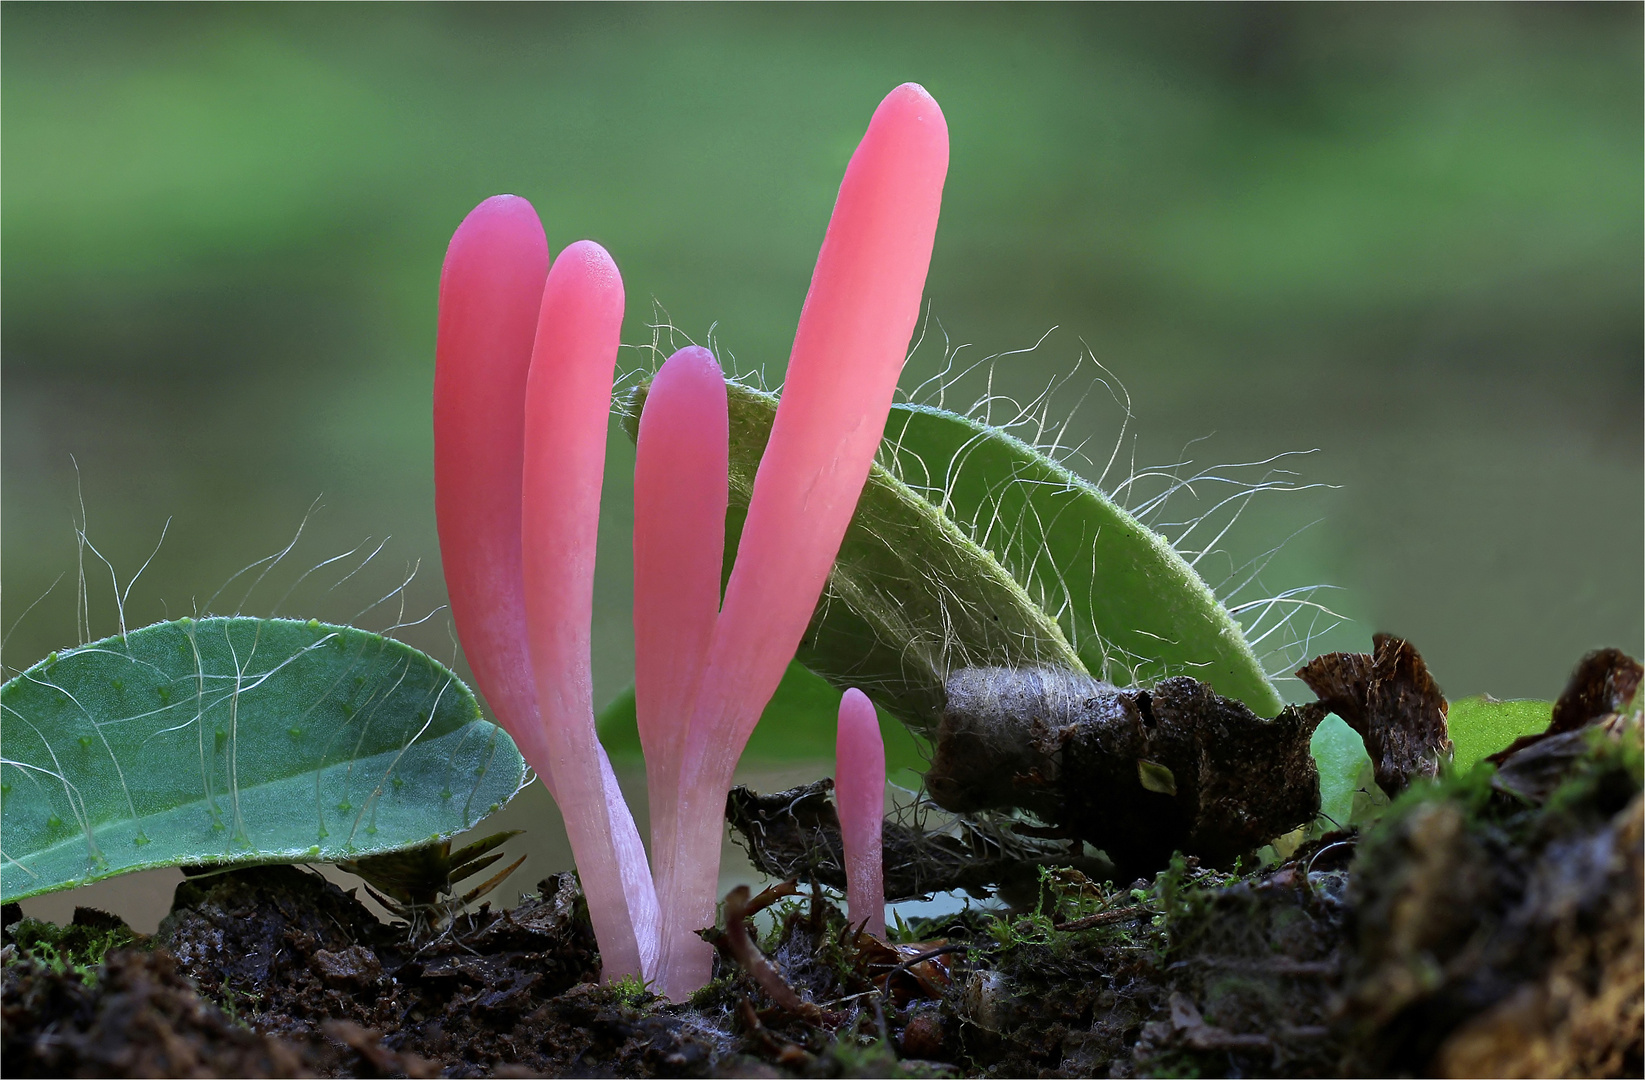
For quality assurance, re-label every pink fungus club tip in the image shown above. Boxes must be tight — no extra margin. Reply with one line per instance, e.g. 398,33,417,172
654,82,948,999
633,347,728,889
521,239,658,982
836,688,887,938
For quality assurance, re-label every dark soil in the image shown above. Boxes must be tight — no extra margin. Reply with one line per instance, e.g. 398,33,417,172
4,650,1641,1078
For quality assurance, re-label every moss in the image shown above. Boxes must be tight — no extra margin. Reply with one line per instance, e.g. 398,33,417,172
819,1033,908,1077
602,973,655,1009
1541,720,1643,817
6,910,138,986
687,973,739,1010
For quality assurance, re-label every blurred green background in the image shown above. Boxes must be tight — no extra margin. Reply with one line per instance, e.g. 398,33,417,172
5,4,1641,924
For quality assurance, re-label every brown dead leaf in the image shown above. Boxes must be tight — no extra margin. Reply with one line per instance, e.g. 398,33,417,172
1297,634,1451,795
1488,648,1643,767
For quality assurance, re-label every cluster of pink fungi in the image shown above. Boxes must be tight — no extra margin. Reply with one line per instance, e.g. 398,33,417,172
432,84,945,1000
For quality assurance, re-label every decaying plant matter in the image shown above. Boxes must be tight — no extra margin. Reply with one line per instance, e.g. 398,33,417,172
336,830,527,936
926,668,1326,880
1340,654,1644,1078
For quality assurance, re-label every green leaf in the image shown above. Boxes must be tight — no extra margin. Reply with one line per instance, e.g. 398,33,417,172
597,661,927,783
1447,695,1552,773
1311,714,1373,829
1,617,525,902
620,380,1085,731
880,405,1282,716
1137,759,1177,796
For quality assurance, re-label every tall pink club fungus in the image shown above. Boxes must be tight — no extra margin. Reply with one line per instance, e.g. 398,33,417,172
433,195,551,774
652,82,949,999
632,346,728,889
521,239,659,981
835,688,887,938
435,205,656,982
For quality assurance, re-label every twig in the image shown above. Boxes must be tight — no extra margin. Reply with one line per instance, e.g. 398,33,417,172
723,885,825,1024
1053,904,1147,932
743,877,801,920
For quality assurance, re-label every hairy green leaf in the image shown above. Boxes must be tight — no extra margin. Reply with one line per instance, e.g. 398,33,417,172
880,404,1282,715
1,617,524,902
620,380,1084,731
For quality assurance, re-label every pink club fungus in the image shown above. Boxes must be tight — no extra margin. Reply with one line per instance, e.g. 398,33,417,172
632,346,729,905
435,213,657,982
433,195,551,777
521,240,660,982
835,688,887,939
652,82,948,999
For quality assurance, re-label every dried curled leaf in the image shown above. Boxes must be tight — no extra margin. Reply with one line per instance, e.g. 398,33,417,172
1297,634,1451,795
1487,647,1643,767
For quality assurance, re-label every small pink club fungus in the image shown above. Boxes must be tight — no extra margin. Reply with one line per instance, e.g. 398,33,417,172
632,346,728,897
652,82,948,999
835,688,887,939
435,209,656,982
521,239,660,982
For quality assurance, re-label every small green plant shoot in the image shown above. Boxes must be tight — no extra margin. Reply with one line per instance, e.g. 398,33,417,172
0,616,526,902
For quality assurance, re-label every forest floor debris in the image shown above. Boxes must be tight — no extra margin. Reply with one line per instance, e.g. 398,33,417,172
4,648,1641,1078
